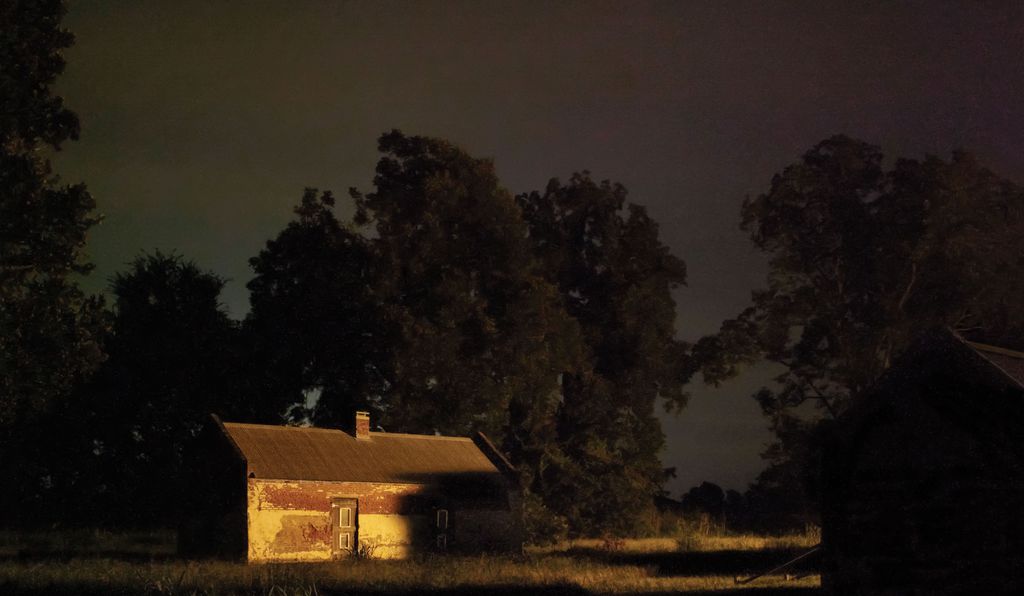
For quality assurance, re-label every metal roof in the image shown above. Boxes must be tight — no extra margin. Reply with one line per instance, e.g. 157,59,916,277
828,328,1024,485
220,421,505,484
967,341,1024,388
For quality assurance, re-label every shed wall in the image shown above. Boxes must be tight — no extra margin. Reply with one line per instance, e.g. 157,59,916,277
245,478,517,561
823,395,1024,594
247,479,430,561
178,421,248,559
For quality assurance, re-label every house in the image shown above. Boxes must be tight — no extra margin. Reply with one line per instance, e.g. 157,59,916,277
178,411,520,562
821,329,1024,595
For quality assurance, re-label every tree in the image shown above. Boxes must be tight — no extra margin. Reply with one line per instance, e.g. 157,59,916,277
248,132,692,538
0,0,104,430
681,481,725,518
249,132,585,531
246,188,389,426
85,252,242,526
351,134,590,539
695,136,1024,520
351,132,623,535
350,131,584,444
0,0,106,526
517,173,689,535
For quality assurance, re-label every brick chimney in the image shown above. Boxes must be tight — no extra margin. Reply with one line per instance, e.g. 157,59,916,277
355,411,371,440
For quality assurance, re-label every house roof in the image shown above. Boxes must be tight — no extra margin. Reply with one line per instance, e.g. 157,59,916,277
219,421,508,485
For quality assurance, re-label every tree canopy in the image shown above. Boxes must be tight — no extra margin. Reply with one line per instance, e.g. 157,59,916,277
694,135,1024,520
86,252,242,525
350,131,583,441
0,1,107,527
244,132,689,537
0,0,103,430
246,189,387,426
517,174,689,535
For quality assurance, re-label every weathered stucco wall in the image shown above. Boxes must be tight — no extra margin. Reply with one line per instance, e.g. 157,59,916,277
246,478,518,562
246,479,433,561
358,513,430,559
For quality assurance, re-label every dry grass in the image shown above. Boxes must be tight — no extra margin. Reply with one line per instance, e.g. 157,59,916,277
0,529,175,559
0,530,821,595
675,528,821,553
536,528,820,555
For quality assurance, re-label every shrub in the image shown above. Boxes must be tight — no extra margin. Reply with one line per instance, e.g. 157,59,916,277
521,492,568,546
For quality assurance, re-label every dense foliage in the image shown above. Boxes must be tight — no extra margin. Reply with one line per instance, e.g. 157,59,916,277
694,135,1024,522
8,252,248,526
0,0,108,524
245,133,688,537
0,0,103,431
246,189,386,425
517,174,688,535
91,253,244,525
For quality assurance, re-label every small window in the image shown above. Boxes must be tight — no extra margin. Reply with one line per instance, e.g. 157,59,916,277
340,533,350,549
340,507,352,527
436,509,448,530
436,534,447,549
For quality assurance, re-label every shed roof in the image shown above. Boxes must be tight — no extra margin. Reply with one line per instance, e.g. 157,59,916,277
966,341,1024,388
829,327,1024,475
220,421,507,484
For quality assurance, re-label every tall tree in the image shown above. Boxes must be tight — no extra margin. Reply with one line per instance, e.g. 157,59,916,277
354,132,603,534
0,0,106,526
246,188,388,426
85,252,242,526
248,133,692,537
0,0,103,430
247,133,585,532
518,173,689,535
350,131,584,444
695,136,1024,519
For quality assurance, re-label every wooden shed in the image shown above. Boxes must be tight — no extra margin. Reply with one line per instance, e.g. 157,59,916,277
822,329,1024,595
178,412,520,562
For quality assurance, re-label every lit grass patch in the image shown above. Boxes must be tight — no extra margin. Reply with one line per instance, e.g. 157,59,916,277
0,557,819,595
534,527,820,555
0,530,821,595
677,530,820,553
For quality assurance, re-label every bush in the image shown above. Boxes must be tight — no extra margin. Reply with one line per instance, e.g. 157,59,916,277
522,492,568,546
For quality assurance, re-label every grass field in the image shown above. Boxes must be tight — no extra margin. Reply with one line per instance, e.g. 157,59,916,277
0,530,821,595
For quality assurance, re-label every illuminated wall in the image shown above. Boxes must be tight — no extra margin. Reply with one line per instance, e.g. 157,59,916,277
245,479,516,562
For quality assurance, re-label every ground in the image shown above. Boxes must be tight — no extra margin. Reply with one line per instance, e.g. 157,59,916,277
0,531,820,595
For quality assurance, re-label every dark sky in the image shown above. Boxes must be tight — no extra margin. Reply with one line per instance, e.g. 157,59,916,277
54,0,1024,496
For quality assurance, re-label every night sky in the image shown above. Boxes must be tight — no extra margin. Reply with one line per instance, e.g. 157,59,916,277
54,0,1024,496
